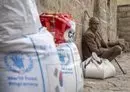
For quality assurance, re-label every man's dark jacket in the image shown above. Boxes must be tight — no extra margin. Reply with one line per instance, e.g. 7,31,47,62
82,29,107,61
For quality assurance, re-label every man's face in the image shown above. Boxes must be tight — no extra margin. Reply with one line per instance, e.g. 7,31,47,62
91,23,99,32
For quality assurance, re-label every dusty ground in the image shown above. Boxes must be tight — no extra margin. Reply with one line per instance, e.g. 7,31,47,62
84,52,130,92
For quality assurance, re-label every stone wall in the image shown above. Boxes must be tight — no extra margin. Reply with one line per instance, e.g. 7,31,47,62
117,5,130,47
36,0,117,58
94,0,118,43
109,0,118,42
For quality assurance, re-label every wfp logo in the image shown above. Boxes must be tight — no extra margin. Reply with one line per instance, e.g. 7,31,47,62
58,51,70,65
4,52,33,74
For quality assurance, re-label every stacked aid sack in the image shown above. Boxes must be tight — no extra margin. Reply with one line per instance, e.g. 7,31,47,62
0,0,64,92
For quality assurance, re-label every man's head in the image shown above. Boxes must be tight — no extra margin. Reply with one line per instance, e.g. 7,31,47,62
89,17,100,33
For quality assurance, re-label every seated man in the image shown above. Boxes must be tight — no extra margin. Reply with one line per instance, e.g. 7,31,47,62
82,17,124,61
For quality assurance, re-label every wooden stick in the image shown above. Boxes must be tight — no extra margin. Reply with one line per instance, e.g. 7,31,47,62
114,58,126,75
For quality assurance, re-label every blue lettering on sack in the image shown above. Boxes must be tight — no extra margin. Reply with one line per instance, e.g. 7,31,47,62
4,52,33,74
7,76,38,87
35,44,57,59
61,66,73,74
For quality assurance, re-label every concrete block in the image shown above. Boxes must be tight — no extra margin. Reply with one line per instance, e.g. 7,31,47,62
118,17,130,23
118,27,130,32
118,5,130,12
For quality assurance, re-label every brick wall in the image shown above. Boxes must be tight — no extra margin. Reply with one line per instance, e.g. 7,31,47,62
117,5,130,47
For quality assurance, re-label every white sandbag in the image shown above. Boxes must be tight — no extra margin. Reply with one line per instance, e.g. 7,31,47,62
83,52,116,79
0,29,64,92
28,0,43,31
0,0,41,42
57,43,84,92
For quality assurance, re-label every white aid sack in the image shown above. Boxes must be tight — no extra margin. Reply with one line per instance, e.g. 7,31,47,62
57,43,84,92
0,30,64,92
0,0,41,42
28,0,43,31
83,53,116,79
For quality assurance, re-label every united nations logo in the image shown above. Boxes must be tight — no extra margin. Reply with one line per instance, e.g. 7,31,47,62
4,52,33,74
58,51,70,65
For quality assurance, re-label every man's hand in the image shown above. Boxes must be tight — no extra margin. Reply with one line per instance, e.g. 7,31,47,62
118,41,125,51
116,39,125,51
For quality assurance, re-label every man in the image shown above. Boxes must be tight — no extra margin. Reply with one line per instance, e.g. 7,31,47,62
82,17,124,61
